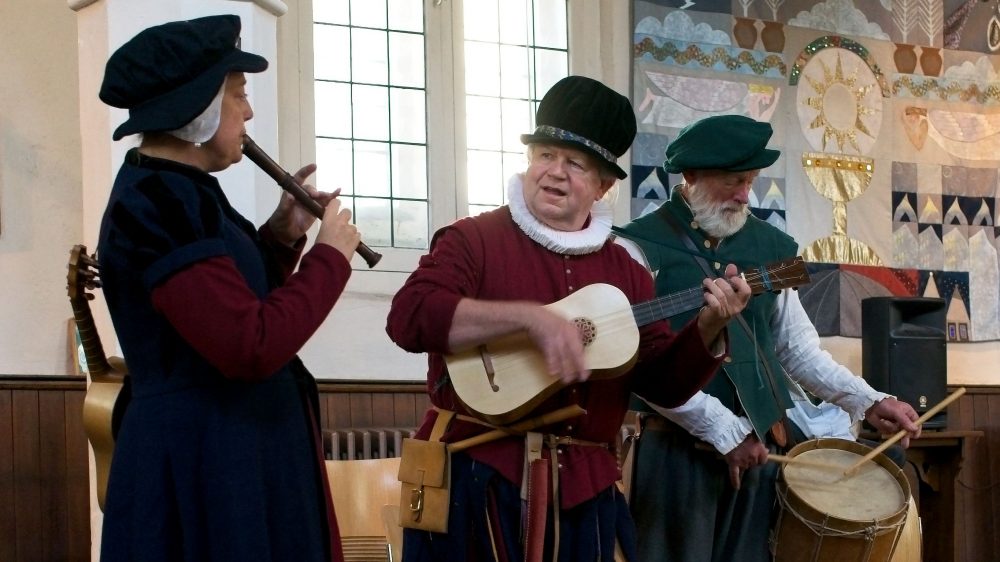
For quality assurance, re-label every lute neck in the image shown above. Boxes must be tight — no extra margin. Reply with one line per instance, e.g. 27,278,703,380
631,287,706,327
70,298,112,379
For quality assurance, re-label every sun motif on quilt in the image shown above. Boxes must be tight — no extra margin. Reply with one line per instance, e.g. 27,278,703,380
797,48,882,154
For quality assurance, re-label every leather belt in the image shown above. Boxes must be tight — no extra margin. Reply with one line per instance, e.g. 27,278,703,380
545,434,610,449
523,431,612,561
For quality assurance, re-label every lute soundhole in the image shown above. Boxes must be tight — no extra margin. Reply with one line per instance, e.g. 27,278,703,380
574,318,596,346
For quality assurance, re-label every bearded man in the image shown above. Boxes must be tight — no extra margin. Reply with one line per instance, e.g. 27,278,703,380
615,115,920,562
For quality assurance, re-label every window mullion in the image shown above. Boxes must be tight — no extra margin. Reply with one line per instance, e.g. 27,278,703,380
426,0,463,232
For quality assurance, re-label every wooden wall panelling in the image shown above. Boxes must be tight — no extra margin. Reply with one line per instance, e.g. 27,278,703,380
975,390,999,559
968,392,993,562
348,392,374,428
65,391,90,561
316,381,429,431
327,392,354,431
951,387,1000,562
392,390,429,428
954,391,973,560
1,389,16,562
37,391,69,561
0,377,89,562
370,392,397,427
12,388,43,559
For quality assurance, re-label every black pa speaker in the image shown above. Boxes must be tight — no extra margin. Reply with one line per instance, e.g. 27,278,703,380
861,297,947,429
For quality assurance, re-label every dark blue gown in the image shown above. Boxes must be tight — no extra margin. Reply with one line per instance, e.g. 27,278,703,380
97,150,330,562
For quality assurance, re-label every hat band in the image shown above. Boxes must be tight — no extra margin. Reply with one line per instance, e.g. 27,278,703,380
533,125,616,164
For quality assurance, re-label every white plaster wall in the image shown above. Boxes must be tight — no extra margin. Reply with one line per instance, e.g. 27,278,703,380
298,285,426,380
0,0,84,375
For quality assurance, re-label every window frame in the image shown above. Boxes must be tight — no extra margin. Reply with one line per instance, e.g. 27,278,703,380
276,0,632,294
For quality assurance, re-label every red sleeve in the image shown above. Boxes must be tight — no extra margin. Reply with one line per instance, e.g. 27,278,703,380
258,223,306,282
625,256,727,408
151,243,351,380
631,318,726,408
385,224,479,354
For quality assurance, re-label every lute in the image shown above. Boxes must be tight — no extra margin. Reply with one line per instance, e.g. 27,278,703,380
445,257,810,425
67,244,130,511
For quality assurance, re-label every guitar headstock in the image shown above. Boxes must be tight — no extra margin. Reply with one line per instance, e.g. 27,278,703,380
67,244,101,301
744,256,811,295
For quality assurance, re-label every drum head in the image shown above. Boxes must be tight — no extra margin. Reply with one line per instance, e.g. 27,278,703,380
783,447,905,521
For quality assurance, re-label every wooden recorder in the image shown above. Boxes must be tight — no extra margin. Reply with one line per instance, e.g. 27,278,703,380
241,134,382,268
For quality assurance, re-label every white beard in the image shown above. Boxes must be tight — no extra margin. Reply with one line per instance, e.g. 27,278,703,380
685,184,749,239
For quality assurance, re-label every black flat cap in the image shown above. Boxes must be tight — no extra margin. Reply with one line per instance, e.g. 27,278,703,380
100,15,268,141
520,76,637,179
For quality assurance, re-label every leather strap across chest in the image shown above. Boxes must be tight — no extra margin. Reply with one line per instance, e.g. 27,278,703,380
656,208,790,446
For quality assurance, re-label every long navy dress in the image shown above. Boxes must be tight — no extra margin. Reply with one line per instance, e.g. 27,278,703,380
97,150,335,562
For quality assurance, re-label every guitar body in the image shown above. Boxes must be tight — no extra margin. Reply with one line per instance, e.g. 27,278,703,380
447,284,640,425
82,362,129,512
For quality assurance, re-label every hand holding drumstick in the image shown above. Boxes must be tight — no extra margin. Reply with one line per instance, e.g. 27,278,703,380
841,387,966,478
766,388,966,477
863,396,922,448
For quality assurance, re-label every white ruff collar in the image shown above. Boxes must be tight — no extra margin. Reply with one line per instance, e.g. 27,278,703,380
507,174,612,255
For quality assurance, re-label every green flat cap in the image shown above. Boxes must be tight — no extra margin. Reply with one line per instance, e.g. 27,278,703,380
663,115,780,174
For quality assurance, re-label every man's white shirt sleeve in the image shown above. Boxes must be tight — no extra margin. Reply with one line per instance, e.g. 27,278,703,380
641,392,755,454
771,288,889,423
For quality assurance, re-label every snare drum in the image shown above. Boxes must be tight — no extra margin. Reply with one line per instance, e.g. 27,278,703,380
772,438,911,562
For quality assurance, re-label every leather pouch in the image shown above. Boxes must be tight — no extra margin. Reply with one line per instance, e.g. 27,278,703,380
398,410,454,533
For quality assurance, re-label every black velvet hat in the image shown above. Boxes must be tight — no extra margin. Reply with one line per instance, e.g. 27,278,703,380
520,76,637,179
663,115,780,174
99,15,268,141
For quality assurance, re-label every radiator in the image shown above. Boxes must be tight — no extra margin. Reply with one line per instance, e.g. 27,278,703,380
324,427,416,461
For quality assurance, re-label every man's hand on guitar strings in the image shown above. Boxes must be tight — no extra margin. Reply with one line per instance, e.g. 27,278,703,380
696,263,752,345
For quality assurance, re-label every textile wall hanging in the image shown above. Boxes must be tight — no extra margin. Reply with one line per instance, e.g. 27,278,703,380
632,0,1000,342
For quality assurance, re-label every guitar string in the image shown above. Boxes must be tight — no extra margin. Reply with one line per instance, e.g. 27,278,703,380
636,290,704,327
742,263,805,284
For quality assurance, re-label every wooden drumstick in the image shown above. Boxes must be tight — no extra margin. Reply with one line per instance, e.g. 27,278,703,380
842,387,967,478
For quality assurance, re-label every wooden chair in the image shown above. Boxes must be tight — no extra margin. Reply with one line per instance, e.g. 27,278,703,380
326,457,403,562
